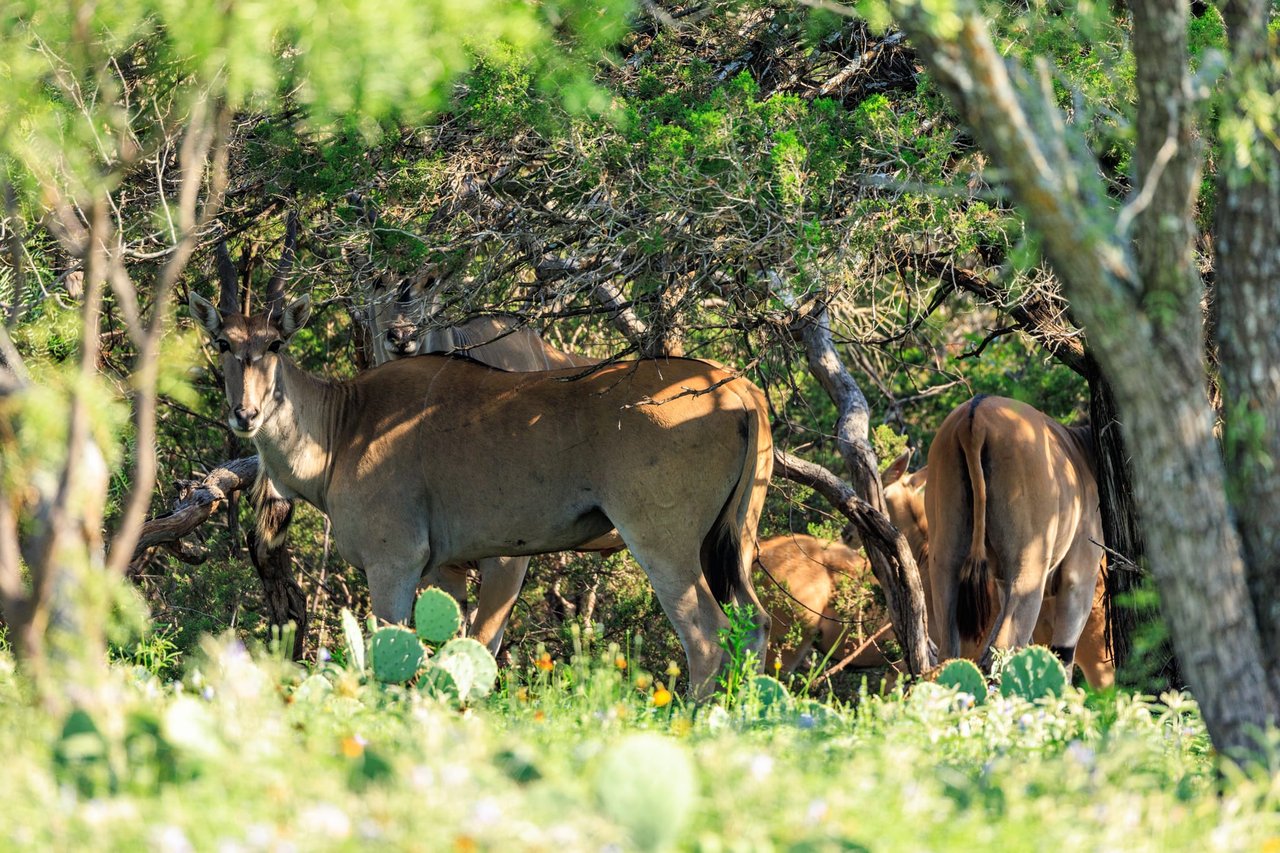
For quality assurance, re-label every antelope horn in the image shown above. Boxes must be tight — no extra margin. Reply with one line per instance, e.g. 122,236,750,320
265,210,299,323
214,238,240,316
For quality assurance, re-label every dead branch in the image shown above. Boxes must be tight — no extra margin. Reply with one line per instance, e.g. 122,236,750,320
127,455,260,574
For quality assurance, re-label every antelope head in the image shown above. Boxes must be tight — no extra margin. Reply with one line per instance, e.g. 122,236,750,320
188,214,311,438
368,266,438,360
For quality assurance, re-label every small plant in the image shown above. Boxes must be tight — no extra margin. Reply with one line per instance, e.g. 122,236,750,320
414,588,462,644
937,658,987,705
336,591,498,704
999,646,1069,701
370,626,425,684
717,603,763,705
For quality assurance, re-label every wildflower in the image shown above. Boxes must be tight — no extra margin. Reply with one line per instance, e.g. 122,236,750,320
666,661,681,679
797,713,816,730
516,687,531,703
748,754,774,780
535,652,554,672
615,655,628,670
533,710,547,723
341,734,367,758
200,685,215,702
773,657,782,674
635,672,653,691
956,692,975,710
670,716,693,737
471,798,502,827
299,804,351,840
653,685,673,708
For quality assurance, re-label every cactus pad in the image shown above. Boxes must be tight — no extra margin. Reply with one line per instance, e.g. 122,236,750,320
433,638,498,703
937,658,988,705
414,587,463,645
340,608,366,673
418,667,460,703
370,626,425,684
998,645,1068,701
752,675,791,716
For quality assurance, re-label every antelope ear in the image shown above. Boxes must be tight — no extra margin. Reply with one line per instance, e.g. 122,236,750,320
187,291,222,336
280,294,312,340
882,448,913,486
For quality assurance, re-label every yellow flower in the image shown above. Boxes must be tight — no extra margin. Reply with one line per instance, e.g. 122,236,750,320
341,735,366,758
615,655,628,670
773,657,782,673
653,685,673,708
535,652,554,672
516,687,530,703
666,661,681,679
533,710,547,723
635,673,653,691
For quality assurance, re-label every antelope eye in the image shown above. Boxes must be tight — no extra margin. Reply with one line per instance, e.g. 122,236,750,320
267,339,283,353
216,340,231,353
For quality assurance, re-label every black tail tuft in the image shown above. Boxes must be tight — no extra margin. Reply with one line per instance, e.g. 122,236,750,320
956,556,993,643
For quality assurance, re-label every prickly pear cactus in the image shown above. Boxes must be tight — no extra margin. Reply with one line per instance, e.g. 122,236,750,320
998,645,1068,701
414,587,462,645
433,638,498,703
340,608,366,673
937,658,988,705
370,626,425,684
418,667,460,703
596,734,696,851
752,675,791,717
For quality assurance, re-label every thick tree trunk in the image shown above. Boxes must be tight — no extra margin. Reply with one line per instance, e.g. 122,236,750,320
1215,0,1280,694
890,0,1280,752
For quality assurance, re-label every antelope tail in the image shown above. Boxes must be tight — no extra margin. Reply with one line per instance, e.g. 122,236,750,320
701,383,773,644
957,406,995,643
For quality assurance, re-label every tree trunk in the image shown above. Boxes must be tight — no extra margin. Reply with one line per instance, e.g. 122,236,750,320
796,305,932,676
1215,0,1280,693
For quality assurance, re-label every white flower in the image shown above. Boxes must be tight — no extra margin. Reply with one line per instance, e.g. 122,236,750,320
299,803,351,839
151,824,194,853
748,754,774,781
471,797,503,827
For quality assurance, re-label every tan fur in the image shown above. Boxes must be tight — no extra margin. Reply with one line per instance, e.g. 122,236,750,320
922,396,1109,679
756,534,891,674
882,453,1113,688
364,274,620,651
191,290,774,695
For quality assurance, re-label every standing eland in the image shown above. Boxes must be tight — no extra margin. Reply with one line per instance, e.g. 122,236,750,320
189,259,774,694
362,266,624,653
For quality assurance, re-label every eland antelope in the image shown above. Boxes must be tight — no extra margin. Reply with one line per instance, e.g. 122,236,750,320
189,265,774,694
922,396,1105,676
362,267,623,653
880,451,1113,688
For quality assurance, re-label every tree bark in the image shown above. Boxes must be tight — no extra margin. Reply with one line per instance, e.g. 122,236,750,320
889,0,1279,753
128,456,261,572
1215,0,1280,691
795,305,932,676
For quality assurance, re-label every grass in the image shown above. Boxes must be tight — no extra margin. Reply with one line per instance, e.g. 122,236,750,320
2,628,1278,852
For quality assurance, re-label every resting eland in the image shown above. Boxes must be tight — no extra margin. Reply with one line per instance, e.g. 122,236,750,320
189,261,774,693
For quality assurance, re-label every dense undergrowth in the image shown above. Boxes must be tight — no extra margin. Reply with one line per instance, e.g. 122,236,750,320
5,625,1276,852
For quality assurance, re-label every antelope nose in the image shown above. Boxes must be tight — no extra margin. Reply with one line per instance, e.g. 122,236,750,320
233,405,259,429
387,326,417,353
